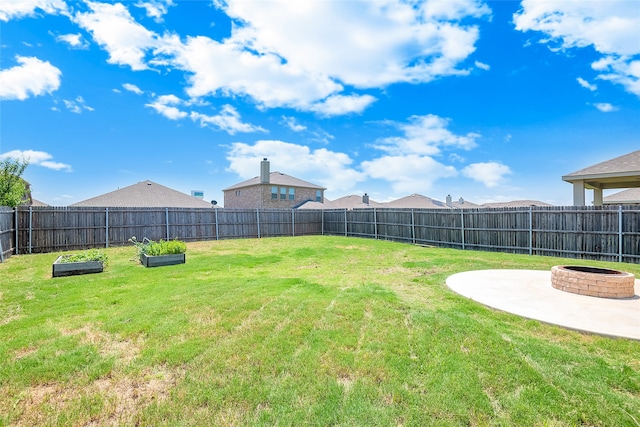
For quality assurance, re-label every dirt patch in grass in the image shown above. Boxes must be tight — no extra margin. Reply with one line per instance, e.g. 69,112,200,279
13,346,37,360
6,366,181,426
60,324,144,365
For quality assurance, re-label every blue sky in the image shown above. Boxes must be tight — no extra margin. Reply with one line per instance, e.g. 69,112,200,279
1,0,639,207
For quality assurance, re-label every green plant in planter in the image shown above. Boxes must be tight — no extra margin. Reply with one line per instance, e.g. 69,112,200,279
58,249,108,266
129,236,186,257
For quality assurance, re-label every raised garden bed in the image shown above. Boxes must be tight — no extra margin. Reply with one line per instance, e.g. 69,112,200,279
52,256,104,277
140,253,186,268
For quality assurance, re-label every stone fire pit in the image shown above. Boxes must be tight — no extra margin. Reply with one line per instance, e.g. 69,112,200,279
551,265,635,299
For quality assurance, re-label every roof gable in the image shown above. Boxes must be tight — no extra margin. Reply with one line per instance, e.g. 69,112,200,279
223,172,325,191
604,188,640,204
71,180,215,208
563,150,640,180
383,194,448,209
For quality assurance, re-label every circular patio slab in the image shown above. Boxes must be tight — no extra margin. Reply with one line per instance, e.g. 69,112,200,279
446,269,640,341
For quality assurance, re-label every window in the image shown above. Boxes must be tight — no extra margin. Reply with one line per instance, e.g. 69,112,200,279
280,187,287,200
288,188,295,200
235,190,241,197
271,186,278,200
316,190,322,202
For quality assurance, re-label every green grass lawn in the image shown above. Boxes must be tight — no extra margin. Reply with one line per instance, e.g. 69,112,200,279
1,236,639,426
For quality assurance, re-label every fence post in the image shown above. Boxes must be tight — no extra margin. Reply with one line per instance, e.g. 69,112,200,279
28,206,33,254
529,206,532,255
105,208,109,248
291,209,295,237
460,209,465,250
321,209,324,236
215,208,219,240
373,208,377,239
344,209,348,237
618,205,623,262
257,209,261,238
165,208,170,239
411,209,415,244
14,208,18,255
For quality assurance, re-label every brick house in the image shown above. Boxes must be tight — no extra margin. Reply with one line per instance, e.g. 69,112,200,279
223,158,325,208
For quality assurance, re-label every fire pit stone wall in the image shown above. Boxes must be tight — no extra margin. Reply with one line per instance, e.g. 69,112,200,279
551,265,635,299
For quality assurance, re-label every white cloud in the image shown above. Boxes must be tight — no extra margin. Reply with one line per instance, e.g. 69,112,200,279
361,154,457,194
63,96,93,113
593,102,618,112
576,77,597,91
56,33,89,49
514,1,640,96
54,1,491,115
226,140,365,192
0,149,71,171
145,94,188,120
149,0,489,113
374,114,480,156
281,116,307,132
74,1,158,71
592,56,640,96
475,60,490,71
310,94,377,117
135,0,174,22
122,83,143,94
0,56,61,100
462,162,511,187
157,33,342,110
220,0,490,88
190,105,266,135
0,0,67,21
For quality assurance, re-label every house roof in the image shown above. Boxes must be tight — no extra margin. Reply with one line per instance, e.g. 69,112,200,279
482,200,553,208
71,180,216,208
297,194,385,209
223,172,325,191
383,194,448,209
562,150,640,189
332,195,385,209
603,188,640,204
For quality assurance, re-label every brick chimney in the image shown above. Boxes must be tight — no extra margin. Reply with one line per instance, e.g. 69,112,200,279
362,193,370,205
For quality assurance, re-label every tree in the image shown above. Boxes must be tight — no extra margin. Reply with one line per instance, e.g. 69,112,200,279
0,157,29,207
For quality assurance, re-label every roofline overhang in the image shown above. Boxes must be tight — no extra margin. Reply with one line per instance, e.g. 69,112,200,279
562,171,640,182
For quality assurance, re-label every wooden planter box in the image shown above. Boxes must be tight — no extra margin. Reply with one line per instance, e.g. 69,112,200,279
140,253,185,268
52,256,104,278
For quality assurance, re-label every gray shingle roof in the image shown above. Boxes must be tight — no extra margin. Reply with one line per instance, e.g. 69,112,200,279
223,172,325,191
383,194,448,209
604,188,640,204
563,150,640,180
71,180,216,208
482,200,553,208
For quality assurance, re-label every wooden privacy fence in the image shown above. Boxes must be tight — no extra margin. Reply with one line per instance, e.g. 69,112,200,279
0,205,638,264
8,206,323,255
322,205,640,264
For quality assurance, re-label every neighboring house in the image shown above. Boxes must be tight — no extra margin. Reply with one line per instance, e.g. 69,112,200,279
223,158,325,209
30,198,48,207
562,150,640,206
299,193,490,210
481,200,552,208
603,188,640,205
71,180,216,208
385,194,448,209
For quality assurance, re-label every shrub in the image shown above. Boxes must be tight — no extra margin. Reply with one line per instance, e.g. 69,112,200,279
129,236,186,258
58,249,108,266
